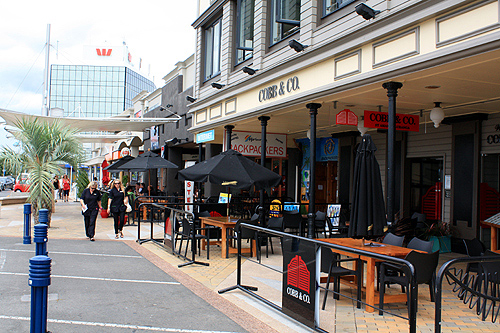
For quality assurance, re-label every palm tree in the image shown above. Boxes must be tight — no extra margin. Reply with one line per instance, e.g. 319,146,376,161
0,118,83,225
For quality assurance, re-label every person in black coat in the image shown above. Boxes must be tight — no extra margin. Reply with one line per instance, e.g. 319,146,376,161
80,181,102,241
107,179,129,239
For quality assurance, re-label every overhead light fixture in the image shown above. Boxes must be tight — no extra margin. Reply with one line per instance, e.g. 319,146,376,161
357,116,368,136
430,102,445,128
289,39,308,52
186,96,197,103
355,3,380,20
242,66,257,75
211,82,225,89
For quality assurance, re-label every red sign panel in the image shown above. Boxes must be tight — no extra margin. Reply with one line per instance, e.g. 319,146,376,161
364,110,419,132
287,255,310,293
96,48,112,56
336,109,358,126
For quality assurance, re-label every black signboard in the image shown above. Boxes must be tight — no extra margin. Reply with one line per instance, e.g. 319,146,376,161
282,236,318,328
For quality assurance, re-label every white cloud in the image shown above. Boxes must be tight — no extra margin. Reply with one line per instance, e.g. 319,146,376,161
0,0,198,147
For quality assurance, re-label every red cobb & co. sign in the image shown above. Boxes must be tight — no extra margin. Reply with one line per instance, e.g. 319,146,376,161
364,110,419,132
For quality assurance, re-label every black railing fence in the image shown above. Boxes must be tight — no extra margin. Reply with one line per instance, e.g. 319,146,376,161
219,223,420,333
435,255,500,332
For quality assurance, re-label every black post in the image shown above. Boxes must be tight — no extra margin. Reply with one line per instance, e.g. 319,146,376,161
197,143,203,202
225,125,234,151
382,82,403,226
306,103,321,238
258,116,270,226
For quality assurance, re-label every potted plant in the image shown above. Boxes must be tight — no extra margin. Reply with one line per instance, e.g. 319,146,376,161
100,191,109,218
423,221,452,253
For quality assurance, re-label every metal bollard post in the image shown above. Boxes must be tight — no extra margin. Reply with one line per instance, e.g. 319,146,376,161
29,255,51,333
24,203,32,244
33,223,48,257
39,209,49,224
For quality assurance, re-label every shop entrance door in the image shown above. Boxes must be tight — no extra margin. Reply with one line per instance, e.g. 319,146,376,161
316,161,337,204
409,157,443,220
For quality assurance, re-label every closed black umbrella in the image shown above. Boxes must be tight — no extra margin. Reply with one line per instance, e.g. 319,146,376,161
104,155,134,171
177,149,281,190
348,134,386,238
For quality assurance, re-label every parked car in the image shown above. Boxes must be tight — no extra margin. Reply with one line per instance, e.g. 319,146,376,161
0,176,15,190
14,173,30,192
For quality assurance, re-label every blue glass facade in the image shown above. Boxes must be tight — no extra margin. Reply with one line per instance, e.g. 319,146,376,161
49,65,155,118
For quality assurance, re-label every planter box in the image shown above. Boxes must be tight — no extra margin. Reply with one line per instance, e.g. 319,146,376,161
100,209,109,219
429,235,451,253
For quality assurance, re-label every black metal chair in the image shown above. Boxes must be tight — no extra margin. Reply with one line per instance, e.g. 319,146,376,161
177,218,211,259
477,250,500,321
407,237,433,253
314,211,327,238
283,210,302,235
376,232,405,290
379,250,439,316
265,216,283,257
382,232,404,246
464,238,486,276
226,219,260,258
321,247,362,309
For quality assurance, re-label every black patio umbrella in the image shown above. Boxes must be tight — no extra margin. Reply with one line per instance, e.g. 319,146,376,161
177,149,281,190
115,150,178,171
104,155,135,171
114,151,178,191
348,134,386,238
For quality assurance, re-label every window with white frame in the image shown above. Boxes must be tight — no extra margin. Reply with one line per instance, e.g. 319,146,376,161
204,17,222,81
323,0,356,17
270,0,300,46
236,0,254,65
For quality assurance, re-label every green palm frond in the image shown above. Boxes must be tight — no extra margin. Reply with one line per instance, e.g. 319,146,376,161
0,118,84,224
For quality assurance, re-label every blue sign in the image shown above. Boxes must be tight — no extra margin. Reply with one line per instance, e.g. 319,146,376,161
196,130,215,143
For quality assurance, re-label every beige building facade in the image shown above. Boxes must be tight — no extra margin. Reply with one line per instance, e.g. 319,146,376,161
188,0,500,242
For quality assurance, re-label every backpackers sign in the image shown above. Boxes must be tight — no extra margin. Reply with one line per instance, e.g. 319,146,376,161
364,110,419,132
282,236,318,328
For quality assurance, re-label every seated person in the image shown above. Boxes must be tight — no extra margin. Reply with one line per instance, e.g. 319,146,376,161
147,185,157,196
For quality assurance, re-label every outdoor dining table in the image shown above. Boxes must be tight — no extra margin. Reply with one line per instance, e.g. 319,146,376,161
200,216,255,259
317,237,416,313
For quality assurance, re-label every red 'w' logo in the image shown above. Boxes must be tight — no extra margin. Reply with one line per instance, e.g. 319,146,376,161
287,255,310,293
96,48,112,56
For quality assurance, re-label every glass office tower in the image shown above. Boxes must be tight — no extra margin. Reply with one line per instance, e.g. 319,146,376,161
49,65,155,118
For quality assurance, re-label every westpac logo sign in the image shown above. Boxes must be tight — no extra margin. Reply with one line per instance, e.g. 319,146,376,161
96,48,112,56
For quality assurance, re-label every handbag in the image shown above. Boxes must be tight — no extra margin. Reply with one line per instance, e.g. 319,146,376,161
125,203,132,213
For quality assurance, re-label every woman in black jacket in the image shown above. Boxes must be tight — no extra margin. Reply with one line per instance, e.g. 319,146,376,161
107,179,129,239
80,181,102,241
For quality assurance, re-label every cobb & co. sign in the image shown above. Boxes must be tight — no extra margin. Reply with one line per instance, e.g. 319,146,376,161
226,130,287,158
486,124,500,144
364,110,419,132
258,76,300,102
282,236,318,328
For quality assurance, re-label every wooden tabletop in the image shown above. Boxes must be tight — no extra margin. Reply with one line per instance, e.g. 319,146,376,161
317,237,414,257
200,216,239,224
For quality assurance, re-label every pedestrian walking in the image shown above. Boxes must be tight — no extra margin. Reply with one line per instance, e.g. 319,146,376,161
53,175,60,202
107,179,129,239
80,181,102,241
62,174,70,202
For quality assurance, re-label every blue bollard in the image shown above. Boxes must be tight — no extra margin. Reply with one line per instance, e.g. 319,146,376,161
29,255,51,333
23,203,32,244
38,209,49,225
33,223,48,256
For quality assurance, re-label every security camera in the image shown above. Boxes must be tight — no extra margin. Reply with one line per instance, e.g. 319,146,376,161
355,3,380,20
289,39,308,52
186,96,197,103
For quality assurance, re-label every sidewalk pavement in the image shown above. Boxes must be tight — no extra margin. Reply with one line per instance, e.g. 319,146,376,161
1,200,499,332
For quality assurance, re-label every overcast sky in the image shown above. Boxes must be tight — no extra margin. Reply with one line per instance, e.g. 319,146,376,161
0,0,198,148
